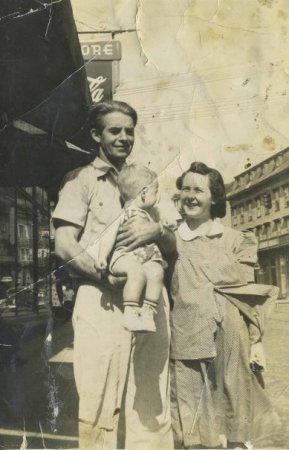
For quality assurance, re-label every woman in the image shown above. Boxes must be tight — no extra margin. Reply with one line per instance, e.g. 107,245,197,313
169,161,280,449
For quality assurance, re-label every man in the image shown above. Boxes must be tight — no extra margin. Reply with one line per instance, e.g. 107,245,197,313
53,101,174,449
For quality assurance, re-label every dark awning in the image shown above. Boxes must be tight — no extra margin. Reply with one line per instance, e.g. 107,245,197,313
0,0,93,192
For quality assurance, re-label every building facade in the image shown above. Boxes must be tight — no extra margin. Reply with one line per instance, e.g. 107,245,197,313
227,147,289,299
0,187,51,313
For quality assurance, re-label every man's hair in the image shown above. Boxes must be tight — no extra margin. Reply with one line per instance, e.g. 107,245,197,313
87,100,138,133
176,161,227,218
74,100,138,153
117,164,158,202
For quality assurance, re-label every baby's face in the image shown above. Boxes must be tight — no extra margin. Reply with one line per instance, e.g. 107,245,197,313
143,181,159,209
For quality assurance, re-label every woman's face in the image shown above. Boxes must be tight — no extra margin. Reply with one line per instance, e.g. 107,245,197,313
180,172,213,222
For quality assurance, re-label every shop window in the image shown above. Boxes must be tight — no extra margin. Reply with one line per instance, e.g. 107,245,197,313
37,207,51,308
16,192,34,310
0,187,51,314
0,187,17,310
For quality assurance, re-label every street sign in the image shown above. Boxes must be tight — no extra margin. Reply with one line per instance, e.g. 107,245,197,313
81,41,121,61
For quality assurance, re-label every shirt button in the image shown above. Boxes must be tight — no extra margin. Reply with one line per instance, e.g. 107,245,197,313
99,202,103,206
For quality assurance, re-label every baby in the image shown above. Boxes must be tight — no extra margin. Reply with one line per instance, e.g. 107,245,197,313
97,164,164,332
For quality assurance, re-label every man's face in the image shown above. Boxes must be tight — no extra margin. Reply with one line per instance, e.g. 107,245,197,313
91,112,135,167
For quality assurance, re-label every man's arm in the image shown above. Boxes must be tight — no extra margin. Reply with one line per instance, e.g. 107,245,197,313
97,217,121,269
54,221,102,282
115,218,176,257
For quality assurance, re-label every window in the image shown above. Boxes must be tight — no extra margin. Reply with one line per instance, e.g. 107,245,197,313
255,227,261,240
248,201,253,221
271,221,278,236
276,154,283,166
256,197,261,218
20,247,26,261
261,224,268,237
18,224,25,239
274,200,280,212
239,204,244,224
281,218,288,230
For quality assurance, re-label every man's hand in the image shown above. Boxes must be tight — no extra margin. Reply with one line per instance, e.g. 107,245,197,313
115,216,160,252
94,259,126,290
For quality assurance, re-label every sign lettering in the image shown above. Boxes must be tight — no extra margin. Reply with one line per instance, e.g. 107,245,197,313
81,41,121,61
87,76,107,103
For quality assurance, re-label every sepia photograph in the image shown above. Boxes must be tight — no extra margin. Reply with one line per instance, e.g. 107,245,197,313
0,1,289,449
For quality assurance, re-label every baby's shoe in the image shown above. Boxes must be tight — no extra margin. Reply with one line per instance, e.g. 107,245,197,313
140,304,156,332
123,306,143,332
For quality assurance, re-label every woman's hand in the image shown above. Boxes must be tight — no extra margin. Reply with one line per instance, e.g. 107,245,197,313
115,216,160,252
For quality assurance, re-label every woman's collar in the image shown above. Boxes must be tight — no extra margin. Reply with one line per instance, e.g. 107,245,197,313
178,220,224,241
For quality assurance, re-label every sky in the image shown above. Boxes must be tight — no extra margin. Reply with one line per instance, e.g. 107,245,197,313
71,0,289,203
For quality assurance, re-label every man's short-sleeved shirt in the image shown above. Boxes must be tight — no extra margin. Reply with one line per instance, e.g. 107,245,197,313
52,157,122,250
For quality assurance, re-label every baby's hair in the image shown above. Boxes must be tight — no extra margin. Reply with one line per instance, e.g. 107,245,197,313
117,164,158,202
176,161,226,218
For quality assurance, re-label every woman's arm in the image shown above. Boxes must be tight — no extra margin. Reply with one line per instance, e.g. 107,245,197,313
233,230,258,283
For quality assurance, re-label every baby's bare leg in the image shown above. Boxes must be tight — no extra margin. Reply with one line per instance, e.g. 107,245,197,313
112,255,146,307
142,261,164,309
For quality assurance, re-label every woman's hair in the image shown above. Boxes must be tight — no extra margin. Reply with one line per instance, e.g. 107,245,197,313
117,164,158,202
87,100,138,133
176,161,226,218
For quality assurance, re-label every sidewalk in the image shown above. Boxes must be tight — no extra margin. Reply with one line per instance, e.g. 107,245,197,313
263,302,289,448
